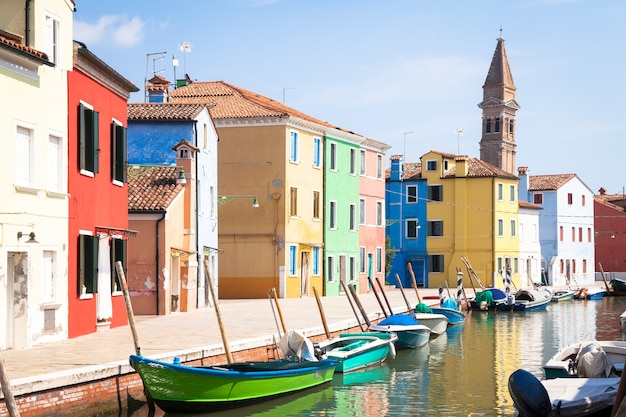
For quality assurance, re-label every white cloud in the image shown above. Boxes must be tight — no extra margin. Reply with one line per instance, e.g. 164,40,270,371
74,15,145,48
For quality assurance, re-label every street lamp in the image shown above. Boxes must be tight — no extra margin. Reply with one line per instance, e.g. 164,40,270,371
218,195,259,208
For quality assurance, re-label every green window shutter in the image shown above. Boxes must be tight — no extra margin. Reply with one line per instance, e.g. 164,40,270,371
120,127,127,182
112,124,127,182
110,238,127,291
79,104,86,170
110,122,116,182
79,235,98,294
92,110,99,173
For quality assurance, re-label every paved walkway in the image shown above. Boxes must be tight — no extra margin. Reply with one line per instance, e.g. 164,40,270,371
1,286,450,396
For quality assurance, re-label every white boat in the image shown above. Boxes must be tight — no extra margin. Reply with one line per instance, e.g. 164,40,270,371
543,340,626,379
509,368,620,417
369,314,431,349
620,311,626,330
412,312,449,335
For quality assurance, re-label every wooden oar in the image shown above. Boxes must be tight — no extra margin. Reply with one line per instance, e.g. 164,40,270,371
395,273,413,311
204,260,234,364
0,351,19,417
268,287,287,335
367,276,388,318
340,280,365,331
407,262,422,304
313,286,331,339
375,278,394,316
115,261,141,355
348,284,372,328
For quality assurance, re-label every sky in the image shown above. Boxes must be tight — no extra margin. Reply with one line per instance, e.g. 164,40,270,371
73,0,626,195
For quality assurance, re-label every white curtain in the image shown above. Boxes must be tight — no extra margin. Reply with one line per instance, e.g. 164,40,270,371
97,235,112,320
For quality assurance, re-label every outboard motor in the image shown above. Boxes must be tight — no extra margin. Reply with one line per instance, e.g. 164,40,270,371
313,342,326,360
508,369,552,417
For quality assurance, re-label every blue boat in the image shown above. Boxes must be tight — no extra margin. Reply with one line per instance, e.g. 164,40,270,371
470,288,508,310
574,287,606,300
496,288,552,311
431,298,466,325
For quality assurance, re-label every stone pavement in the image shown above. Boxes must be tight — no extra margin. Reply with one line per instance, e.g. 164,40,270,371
1,286,451,397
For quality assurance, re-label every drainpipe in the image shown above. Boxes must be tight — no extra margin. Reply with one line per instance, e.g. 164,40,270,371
24,0,31,46
156,211,166,315
193,120,201,308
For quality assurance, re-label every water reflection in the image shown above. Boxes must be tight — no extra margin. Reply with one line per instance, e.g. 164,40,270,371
111,297,626,417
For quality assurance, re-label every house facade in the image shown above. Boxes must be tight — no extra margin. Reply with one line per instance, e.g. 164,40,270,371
421,152,520,290
385,156,428,289
594,190,626,280
170,81,388,298
127,102,218,308
0,0,74,348
518,200,543,287
67,41,138,337
518,168,595,287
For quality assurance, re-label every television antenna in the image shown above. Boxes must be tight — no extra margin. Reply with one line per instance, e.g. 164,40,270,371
179,42,192,75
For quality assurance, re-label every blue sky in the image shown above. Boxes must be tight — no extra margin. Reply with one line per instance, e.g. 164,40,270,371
74,0,626,195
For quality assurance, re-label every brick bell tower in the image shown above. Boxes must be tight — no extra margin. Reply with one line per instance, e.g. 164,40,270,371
478,36,520,175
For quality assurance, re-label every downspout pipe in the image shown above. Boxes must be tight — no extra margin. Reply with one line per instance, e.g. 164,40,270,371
25,0,31,46
156,211,166,315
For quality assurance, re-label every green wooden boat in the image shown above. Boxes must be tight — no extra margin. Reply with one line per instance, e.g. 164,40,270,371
129,355,337,413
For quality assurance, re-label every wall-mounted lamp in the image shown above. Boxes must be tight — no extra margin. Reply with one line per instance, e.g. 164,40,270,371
17,231,38,243
218,195,259,208
595,231,616,239
176,168,187,185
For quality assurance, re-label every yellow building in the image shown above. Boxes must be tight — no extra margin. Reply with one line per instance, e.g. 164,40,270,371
421,151,520,290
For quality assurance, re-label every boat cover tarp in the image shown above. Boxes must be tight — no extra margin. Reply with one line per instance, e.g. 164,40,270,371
542,377,620,416
379,314,420,326
575,342,614,378
278,330,317,361
442,298,458,310
414,303,432,313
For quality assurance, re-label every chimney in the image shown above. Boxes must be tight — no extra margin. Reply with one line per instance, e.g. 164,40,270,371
455,155,469,177
518,166,529,202
389,155,403,181
147,75,170,103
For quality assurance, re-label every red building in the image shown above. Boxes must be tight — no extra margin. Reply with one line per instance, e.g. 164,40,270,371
67,41,138,337
594,188,626,280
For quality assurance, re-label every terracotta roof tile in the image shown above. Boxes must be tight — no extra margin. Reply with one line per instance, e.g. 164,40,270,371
443,157,518,179
0,35,48,61
519,200,542,210
528,174,576,191
169,81,361,135
127,166,184,211
128,103,208,121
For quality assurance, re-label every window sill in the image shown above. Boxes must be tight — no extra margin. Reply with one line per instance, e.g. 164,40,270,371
45,190,69,199
112,290,123,297
14,185,39,195
80,169,95,178
40,303,62,310
79,293,94,300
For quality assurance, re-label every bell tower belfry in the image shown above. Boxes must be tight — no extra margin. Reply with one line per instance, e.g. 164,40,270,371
478,36,520,175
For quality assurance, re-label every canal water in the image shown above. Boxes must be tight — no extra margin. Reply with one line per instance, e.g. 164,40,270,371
110,296,626,417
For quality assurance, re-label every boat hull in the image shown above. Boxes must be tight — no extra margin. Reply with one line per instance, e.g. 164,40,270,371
430,307,466,325
318,334,395,373
368,324,430,349
551,290,575,302
412,313,449,334
129,355,336,413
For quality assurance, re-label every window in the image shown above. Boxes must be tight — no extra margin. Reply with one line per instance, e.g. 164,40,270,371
426,160,437,171
588,228,591,242
349,257,356,281
376,201,383,226
510,219,516,237
509,185,515,202
79,103,99,174
513,258,519,274
495,117,500,132
290,187,298,217
79,234,98,295
376,247,383,273
44,14,60,65
349,204,356,231
560,259,564,274
519,222,525,241
312,191,320,219
16,125,35,187
377,154,383,178
533,193,543,204
350,148,356,175
497,257,503,274
497,183,503,201
559,226,563,241
289,131,298,163
110,238,127,292
327,256,335,282
407,219,419,238
427,220,443,237
312,247,320,275
583,259,587,273
360,150,366,175
427,185,442,202
571,227,575,242
289,245,297,276
359,247,366,273
43,251,56,303
203,123,208,149
359,199,365,224
582,195,586,206
486,119,491,133
498,219,504,237
329,201,337,229
407,185,417,203
567,193,573,205
111,120,127,183
330,143,337,170
572,260,576,274
578,227,583,242
313,137,321,167
46,134,63,192
428,255,444,273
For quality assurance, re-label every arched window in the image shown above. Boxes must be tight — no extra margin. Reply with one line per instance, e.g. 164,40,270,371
495,117,500,133
486,119,491,133
509,119,514,133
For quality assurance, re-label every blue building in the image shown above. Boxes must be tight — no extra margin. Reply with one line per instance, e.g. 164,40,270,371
385,155,428,288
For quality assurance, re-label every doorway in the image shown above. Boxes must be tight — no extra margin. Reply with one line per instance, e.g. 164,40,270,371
7,252,28,349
